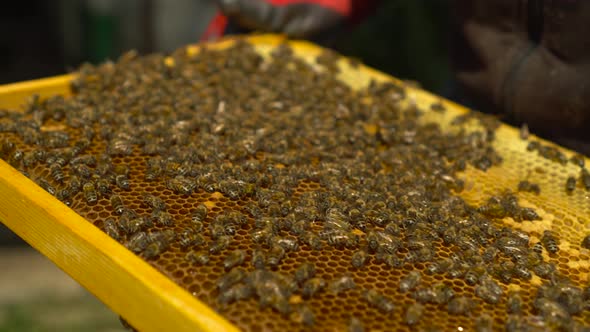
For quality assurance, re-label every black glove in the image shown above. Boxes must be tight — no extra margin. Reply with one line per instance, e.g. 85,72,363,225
216,0,351,38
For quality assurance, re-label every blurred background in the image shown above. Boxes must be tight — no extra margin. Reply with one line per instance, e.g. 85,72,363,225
0,0,450,331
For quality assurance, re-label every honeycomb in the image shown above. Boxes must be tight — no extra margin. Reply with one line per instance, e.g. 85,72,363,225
1,35,590,332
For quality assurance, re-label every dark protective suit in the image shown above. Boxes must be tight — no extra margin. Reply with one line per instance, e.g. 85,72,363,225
453,0,590,148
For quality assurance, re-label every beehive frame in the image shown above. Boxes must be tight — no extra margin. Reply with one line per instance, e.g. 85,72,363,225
0,34,588,332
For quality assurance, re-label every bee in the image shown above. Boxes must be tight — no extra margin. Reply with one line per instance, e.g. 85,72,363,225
49,164,65,183
533,262,556,279
404,303,424,325
517,180,540,195
570,154,585,168
267,245,286,268
119,214,148,235
191,204,207,222
289,304,315,326
581,235,590,249
218,283,254,306
178,228,204,249
362,289,395,314
223,250,246,271
83,181,98,204
71,154,96,166
272,236,299,252
534,298,571,328
347,317,364,332
329,275,356,295
142,193,166,211
464,265,485,285
143,239,168,259
351,249,368,269
294,262,316,284
166,176,196,195
475,276,503,304
251,249,266,269
300,231,322,250
94,177,110,195
384,222,401,236
582,169,590,190
152,209,173,226
379,252,403,268
447,296,475,315
36,178,56,196
56,188,72,205
541,230,560,254
185,250,209,265
399,271,421,293
474,314,493,332
426,257,453,274
126,232,149,253
506,291,522,314
110,194,126,215
102,218,120,241
302,277,326,299
209,235,231,254
216,267,246,292
72,163,92,179
115,174,130,190
566,176,576,192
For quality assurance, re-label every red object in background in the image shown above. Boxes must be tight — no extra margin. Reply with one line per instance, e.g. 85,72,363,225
201,0,379,41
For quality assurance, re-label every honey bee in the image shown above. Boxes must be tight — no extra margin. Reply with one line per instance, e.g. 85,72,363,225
404,303,424,325
302,277,326,299
475,276,503,304
570,154,585,168
178,228,204,249
347,317,364,332
447,296,475,315
566,176,576,192
300,231,322,250
218,283,254,306
294,262,316,284
209,235,231,254
351,249,368,269
36,178,56,196
110,194,126,215
541,230,560,254
426,257,453,274
464,265,485,285
223,249,246,271
115,174,130,190
581,235,590,249
68,175,82,194
143,239,168,259
83,181,98,204
251,249,265,269
289,304,315,326
102,218,120,241
119,214,148,235
166,176,196,195
191,203,207,222
399,271,421,293
362,289,395,314
272,236,299,252
534,298,571,328
142,193,166,211
533,262,556,279
506,291,522,314
152,209,173,226
267,244,286,268
72,163,92,179
95,178,110,195
329,275,356,295
216,267,246,292
185,250,209,265
126,232,149,253
474,314,493,332
517,180,540,195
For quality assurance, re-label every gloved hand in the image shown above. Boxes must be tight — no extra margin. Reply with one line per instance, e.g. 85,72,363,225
216,0,351,38
454,0,590,141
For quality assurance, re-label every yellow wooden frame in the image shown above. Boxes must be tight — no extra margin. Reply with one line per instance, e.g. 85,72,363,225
0,34,586,332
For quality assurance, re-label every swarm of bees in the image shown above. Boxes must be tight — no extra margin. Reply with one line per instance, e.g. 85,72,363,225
0,38,589,331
